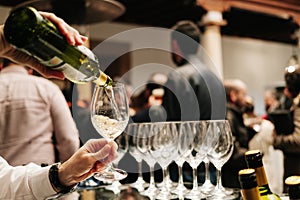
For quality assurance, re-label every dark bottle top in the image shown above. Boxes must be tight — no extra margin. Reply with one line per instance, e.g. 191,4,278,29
4,6,112,86
285,176,300,200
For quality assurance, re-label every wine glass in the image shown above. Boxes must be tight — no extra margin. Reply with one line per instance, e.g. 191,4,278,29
206,120,237,199
172,121,195,197
199,121,216,195
106,132,129,193
90,82,129,182
127,123,148,192
150,122,179,199
137,123,159,198
184,120,208,199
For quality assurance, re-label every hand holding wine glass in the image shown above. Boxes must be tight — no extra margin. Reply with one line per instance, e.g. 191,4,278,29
91,82,129,182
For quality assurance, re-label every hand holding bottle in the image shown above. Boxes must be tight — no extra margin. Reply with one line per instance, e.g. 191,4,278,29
4,7,112,86
0,11,87,79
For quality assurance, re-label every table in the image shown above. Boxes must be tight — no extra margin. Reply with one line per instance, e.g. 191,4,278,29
75,184,242,200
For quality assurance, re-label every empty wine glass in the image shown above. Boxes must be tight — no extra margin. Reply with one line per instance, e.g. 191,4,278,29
150,122,179,199
137,123,159,198
172,121,195,197
184,121,208,199
90,82,129,182
199,121,216,195
200,158,216,195
127,123,148,192
206,120,237,200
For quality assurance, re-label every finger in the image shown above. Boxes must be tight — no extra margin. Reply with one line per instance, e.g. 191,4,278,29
100,144,118,164
91,161,107,173
39,12,84,46
84,139,108,153
91,144,111,161
108,141,118,151
80,36,88,43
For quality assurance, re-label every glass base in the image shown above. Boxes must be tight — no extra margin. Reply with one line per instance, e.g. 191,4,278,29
130,177,148,192
184,190,206,199
206,188,241,200
77,176,102,190
200,180,215,194
94,167,127,182
172,184,189,196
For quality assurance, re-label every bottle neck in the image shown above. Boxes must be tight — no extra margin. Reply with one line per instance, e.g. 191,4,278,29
255,166,268,187
241,187,261,200
255,166,278,196
93,72,113,86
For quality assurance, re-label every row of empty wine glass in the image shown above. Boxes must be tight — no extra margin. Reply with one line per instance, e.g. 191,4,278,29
121,120,239,200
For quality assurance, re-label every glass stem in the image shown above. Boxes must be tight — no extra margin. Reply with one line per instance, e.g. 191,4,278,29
165,166,171,183
204,160,211,182
138,160,143,180
161,167,168,191
149,165,156,190
192,167,198,191
178,164,184,186
216,169,222,190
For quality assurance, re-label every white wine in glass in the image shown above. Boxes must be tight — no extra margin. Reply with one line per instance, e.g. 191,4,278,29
91,82,129,182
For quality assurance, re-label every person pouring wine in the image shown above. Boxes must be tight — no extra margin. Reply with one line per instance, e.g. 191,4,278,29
0,8,118,199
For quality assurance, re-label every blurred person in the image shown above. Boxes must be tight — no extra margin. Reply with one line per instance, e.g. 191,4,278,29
262,89,280,120
222,79,256,188
243,96,262,132
264,89,280,113
273,65,300,191
162,21,226,122
245,96,284,194
0,59,80,200
0,59,80,166
160,20,226,185
131,72,167,123
0,10,118,199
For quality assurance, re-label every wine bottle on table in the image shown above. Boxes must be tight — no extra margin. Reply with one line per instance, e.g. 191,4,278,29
4,6,112,86
245,150,281,200
285,175,300,200
239,168,261,200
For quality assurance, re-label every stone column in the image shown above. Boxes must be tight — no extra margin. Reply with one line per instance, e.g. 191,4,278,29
200,10,226,80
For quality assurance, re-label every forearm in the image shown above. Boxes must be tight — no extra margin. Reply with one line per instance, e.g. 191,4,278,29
0,24,10,57
0,157,56,199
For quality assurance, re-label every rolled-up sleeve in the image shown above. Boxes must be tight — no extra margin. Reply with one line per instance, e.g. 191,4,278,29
0,157,56,199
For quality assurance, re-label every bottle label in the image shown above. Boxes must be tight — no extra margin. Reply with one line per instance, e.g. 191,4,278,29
54,63,94,83
77,45,97,61
41,56,64,67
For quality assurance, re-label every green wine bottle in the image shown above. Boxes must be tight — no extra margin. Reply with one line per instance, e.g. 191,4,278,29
4,6,112,86
239,168,261,200
245,150,281,200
